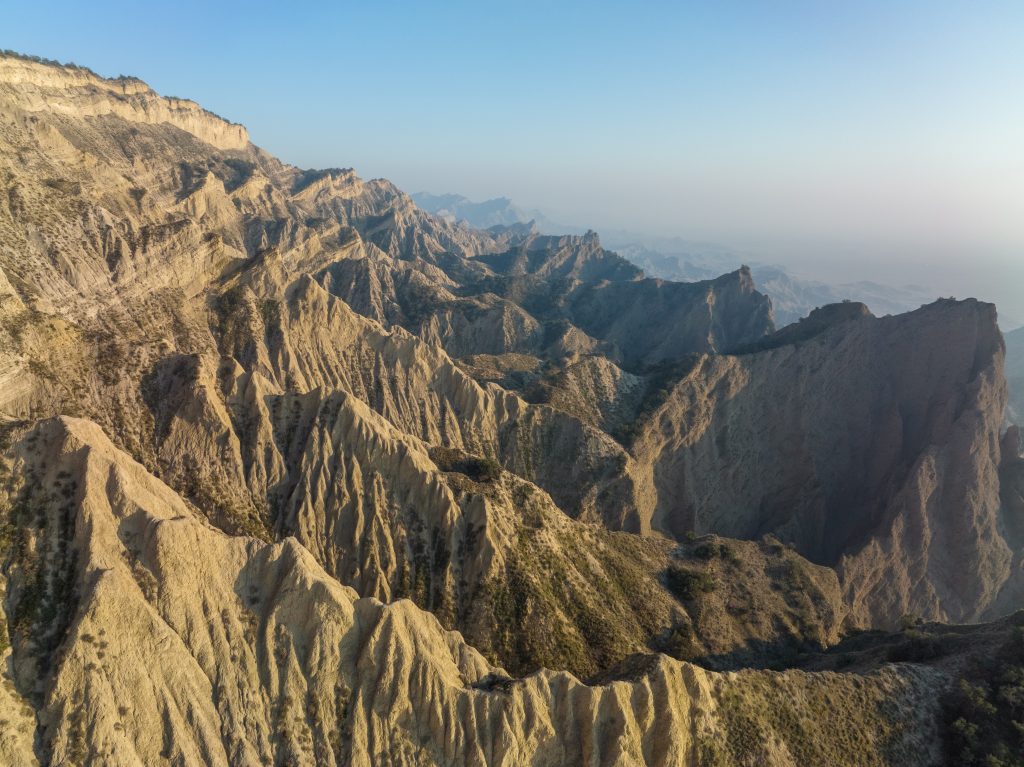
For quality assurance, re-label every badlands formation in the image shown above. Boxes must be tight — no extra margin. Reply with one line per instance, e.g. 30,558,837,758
1,52,1023,766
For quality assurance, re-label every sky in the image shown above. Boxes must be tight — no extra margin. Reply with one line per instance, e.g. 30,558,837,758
5,1,1024,321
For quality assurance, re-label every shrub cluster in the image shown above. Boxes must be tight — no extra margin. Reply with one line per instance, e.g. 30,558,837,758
694,540,738,562
429,447,501,483
943,626,1024,766
664,563,715,602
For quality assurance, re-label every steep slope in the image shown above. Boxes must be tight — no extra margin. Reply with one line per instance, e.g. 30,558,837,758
0,50,1022,766
0,49,1017,634
567,267,772,368
317,227,774,367
0,417,947,766
991,427,1024,617
140,334,845,678
630,299,1017,626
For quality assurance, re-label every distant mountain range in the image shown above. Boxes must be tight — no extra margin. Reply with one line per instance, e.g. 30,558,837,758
410,192,568,234
413,192,1024,424
412,192,937,327
601,238,937,327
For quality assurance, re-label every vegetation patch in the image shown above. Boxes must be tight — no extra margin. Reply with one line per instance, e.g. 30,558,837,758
664,563,715,602
698,672,914,767
2,470,81,699
429,446,501,483
652,620,701,662
611,354,701,447
179,463,273,543
479,508,676,678
694,540,738,562
942,625,1024,766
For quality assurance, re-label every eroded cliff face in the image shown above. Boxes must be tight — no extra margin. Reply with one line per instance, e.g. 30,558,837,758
0,418,944,767
0,51,1020,765
631,300,1017,626
0,55,250,150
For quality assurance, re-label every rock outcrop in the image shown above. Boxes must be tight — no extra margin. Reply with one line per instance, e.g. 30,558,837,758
0,54,250,150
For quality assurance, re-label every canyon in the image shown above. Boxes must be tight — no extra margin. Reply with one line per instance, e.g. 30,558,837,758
1,52,1023,766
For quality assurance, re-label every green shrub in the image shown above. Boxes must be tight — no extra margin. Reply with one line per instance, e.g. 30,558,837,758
693,540,739,562
664,564,715,602
653,621,701,661
429,447,502,483
694,542,717,560
886,631,949,663
942,628,1024,765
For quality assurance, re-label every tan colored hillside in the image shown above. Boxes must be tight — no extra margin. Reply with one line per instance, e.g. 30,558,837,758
1,51,1023,765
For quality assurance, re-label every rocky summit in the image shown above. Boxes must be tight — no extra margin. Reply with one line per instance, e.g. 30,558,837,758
1,52,1024,767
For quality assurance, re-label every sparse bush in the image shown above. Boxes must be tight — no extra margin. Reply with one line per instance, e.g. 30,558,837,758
899,613,921,631
942,628,1024,765
693,540,739,562
694,542,717,560
611,354,702,446
664,564,715,601
886,631,947,663
429,447,501,483
654,621,701,661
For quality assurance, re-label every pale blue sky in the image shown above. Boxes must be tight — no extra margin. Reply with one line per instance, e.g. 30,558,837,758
5,1,1024,316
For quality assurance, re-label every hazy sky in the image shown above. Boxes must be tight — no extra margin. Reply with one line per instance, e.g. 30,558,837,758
5,1,1024,320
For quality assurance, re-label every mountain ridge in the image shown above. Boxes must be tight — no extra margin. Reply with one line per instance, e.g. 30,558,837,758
1,50,1023,766
410,190,951,328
